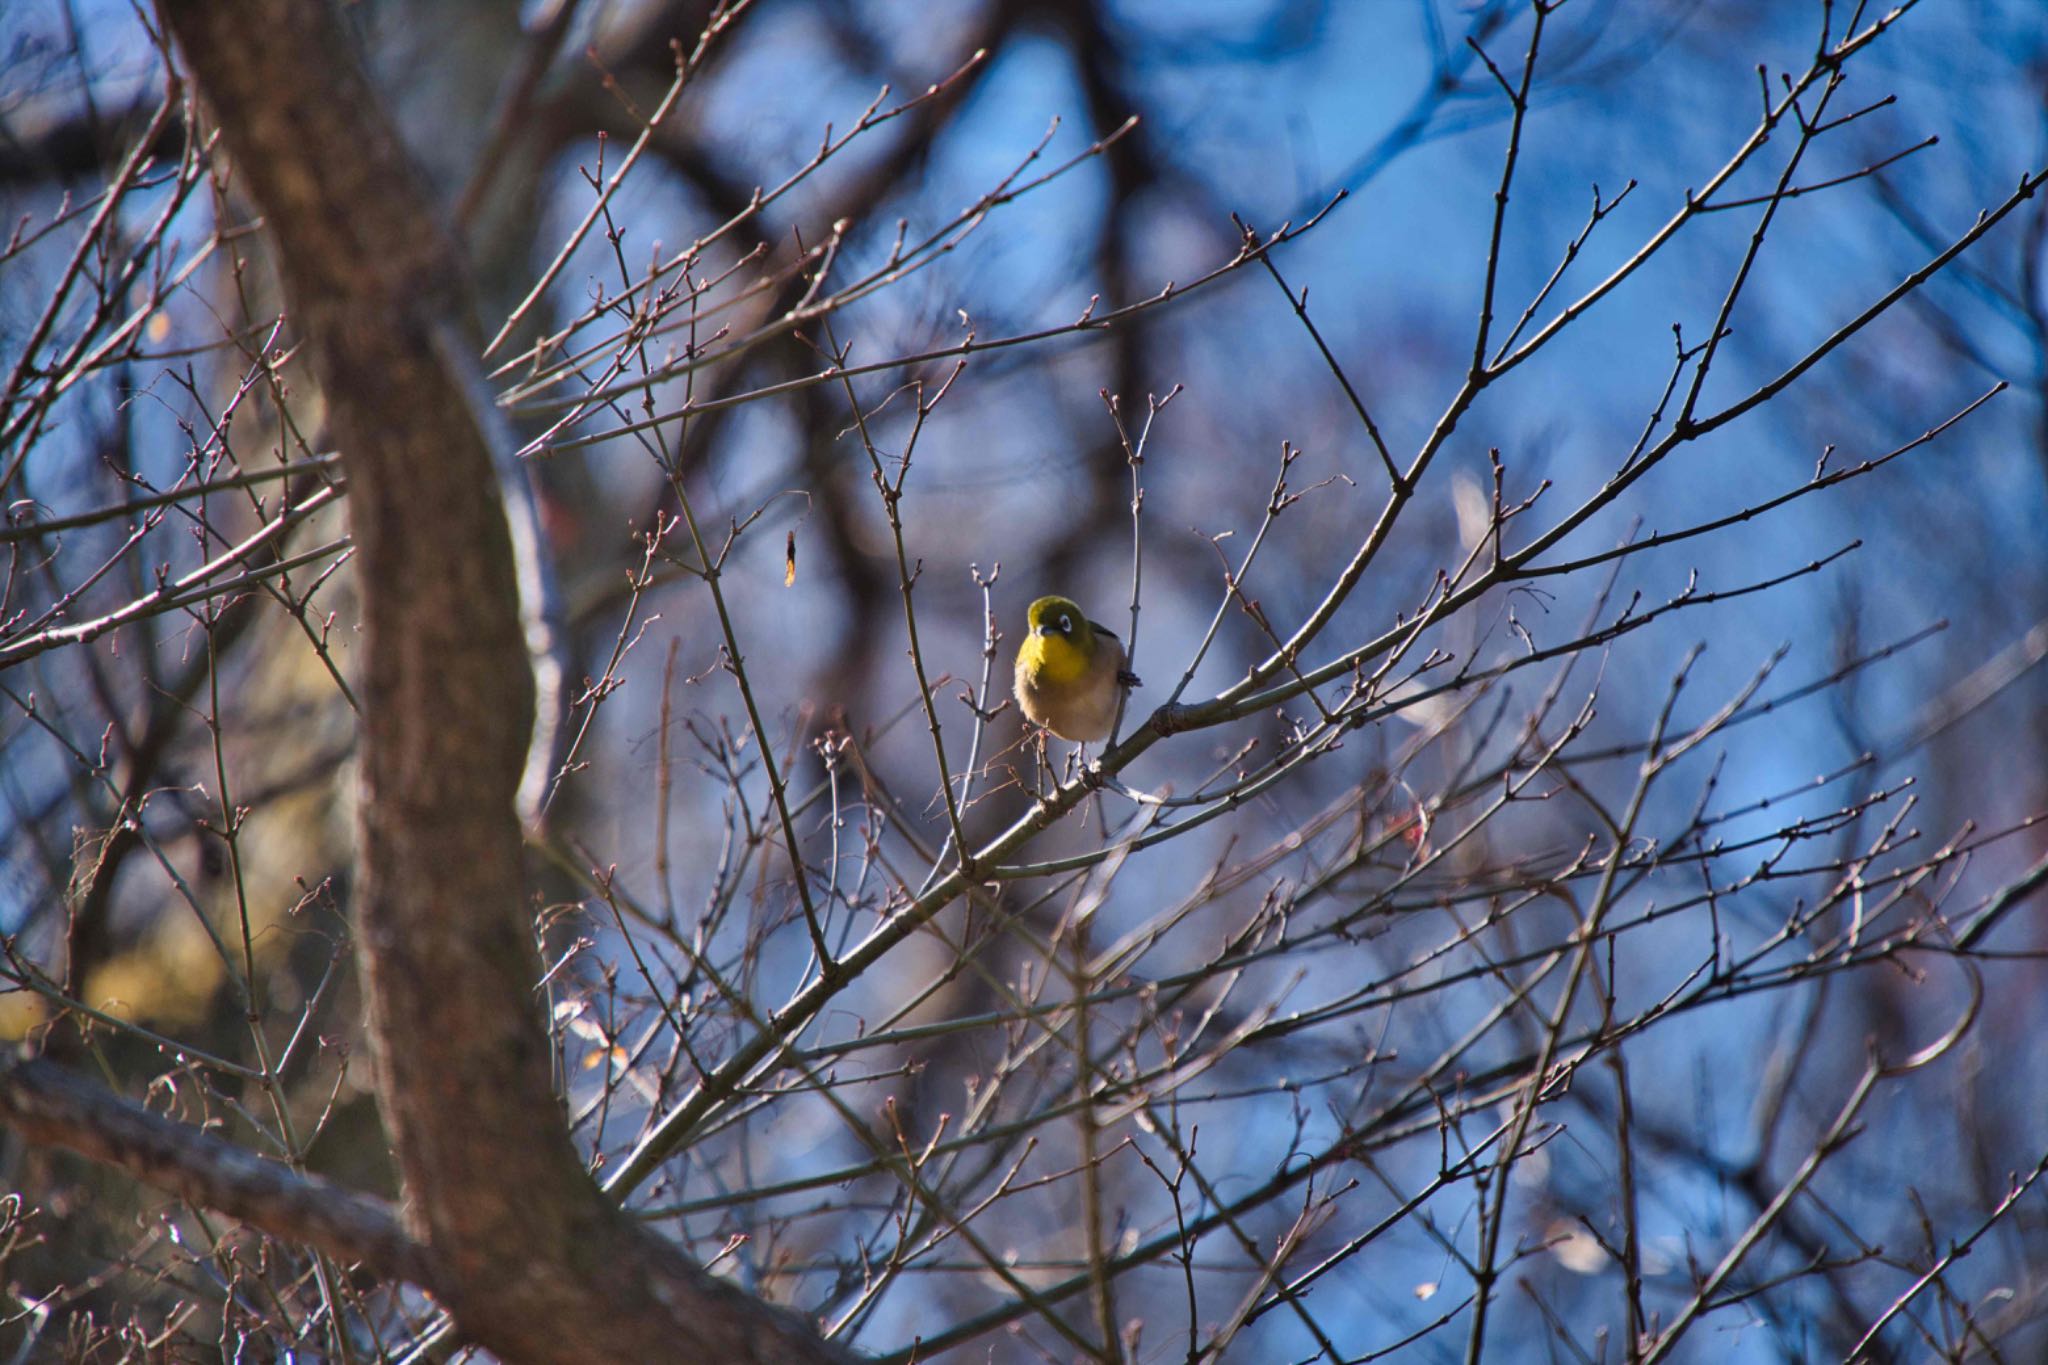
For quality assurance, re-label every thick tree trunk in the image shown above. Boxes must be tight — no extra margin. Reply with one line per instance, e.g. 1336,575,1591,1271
151,3,853,1360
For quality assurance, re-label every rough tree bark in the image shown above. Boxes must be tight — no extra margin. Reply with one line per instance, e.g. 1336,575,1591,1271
142,2,856,1360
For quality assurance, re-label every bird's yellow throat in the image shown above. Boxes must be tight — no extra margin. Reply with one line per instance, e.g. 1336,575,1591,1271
1019,631,1091,685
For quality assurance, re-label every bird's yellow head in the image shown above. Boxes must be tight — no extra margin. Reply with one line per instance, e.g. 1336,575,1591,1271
1019,595,1098,685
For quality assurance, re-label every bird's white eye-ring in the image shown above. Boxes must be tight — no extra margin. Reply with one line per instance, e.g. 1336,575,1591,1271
1058,612,1072,633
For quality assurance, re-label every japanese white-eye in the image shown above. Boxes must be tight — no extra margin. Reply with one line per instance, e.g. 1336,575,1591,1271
1013,595,1141,743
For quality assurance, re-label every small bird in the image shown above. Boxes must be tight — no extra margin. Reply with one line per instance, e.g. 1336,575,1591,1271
1013,595,1141,743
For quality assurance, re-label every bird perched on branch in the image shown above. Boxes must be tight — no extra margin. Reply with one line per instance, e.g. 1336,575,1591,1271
1014,595,1141,744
